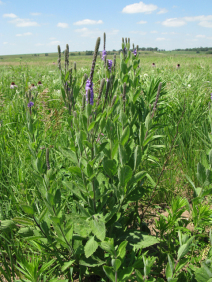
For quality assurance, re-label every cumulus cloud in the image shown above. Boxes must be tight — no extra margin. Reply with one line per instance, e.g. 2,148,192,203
35,43,44,46
122,1,157,14
157,8,168,14
162,15,212,28
30,13,41,16
3,42,8,44
49,40,60,45
151,30,158,33
156,37,166,41
74,19,103,25
137,20,147,24
3,13,17,18
199,21,212,28
57,22,68,28
75,27,101,38
162,18,186,27
16,32,32,36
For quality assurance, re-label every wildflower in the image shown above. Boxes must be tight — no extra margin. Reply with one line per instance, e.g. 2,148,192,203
102,49,107,60
133,49,137,56
28,101,34,108
30,84,37,90
85,79,94,105
37,81,43,86
188,84,191,88
107,59,113,72
53,62,55,65
152,63,156,67
176,64,180,69
10,82,17,89
211,93,212,100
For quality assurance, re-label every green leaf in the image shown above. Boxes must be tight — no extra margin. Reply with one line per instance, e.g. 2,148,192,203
119,144,127,166
88,121,96,132
117,230,159,250
100,238,115,255
123,74,129,83
120,126,130,146
111,259,121,271
0,220,16,231
13,217,34,226
134,145,142,170
145,113,152,130
61,260,75,272
39,258,57,274
92,216,106,241
117,267,134,281
197,162,206,185
135,269,143,282
177,236,194,260
103,266,115,282
103,159,117,178
117,241,128,259
21,205,34,215
68,166,81,176
18,227,34,237
118,165,133,187
84,236,98,258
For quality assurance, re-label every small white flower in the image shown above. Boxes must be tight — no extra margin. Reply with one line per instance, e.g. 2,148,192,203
188,84,191,88
10,82,17,89
144,74,148,77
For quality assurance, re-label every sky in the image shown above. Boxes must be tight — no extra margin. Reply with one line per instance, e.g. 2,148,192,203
0,0,212,55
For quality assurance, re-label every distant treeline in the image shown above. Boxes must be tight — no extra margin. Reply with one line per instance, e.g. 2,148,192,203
174,47,212,54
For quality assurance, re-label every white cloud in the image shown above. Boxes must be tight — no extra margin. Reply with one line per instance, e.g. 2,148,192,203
3,42,8,44
196,34,206,38
157,8,168,14
3,13,17,18
130,31,147,35
151,30,158,33
137,20,147,24
30,13,41,16
156,37,166,41
74,19,103,25
49,40,60,45
162,15,212,28
75,27,101,38
199,21,212,28
49,37,56,40
16,32,32,36
162,18,186,27
207,37,212,39
57,22,68,28
184,15,212,22
122,1,158,14
8,17,39,27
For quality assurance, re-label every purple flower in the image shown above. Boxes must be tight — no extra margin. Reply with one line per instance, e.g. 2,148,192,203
133,49,137,56
102,50,107,60
107,59,113,72
85,79,94,105
211,93,212,100
28,101,34,108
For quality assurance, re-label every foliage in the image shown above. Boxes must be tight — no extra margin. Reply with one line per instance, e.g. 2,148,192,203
0,35,212,281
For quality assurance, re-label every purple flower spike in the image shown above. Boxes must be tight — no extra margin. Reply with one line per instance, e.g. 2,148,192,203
107,59,113,72
102,50,107,60
211,93,212,100
133,49,137,56
28,101,34,108
85,79,94,105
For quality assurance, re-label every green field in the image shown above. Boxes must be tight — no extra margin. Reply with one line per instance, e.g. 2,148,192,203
1,44,212,281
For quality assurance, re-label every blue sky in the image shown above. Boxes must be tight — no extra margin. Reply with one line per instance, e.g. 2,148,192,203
0,0,212,55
